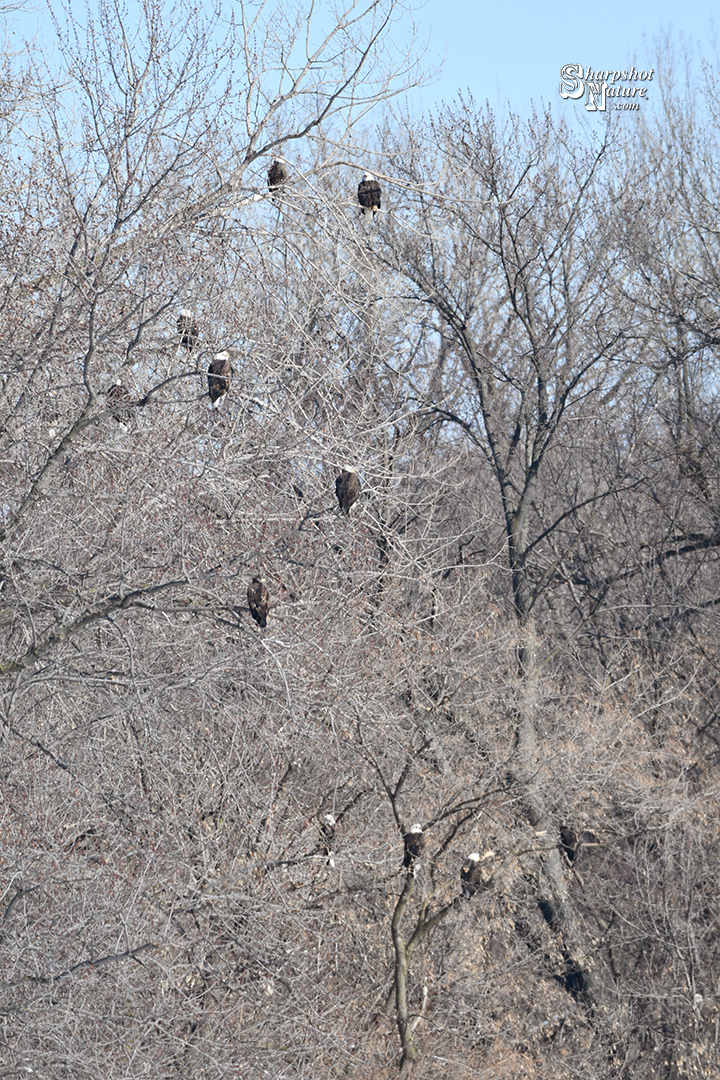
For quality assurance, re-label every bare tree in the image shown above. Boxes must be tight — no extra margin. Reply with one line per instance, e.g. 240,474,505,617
4,11,720,1078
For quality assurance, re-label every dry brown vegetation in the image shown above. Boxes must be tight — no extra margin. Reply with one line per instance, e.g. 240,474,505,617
2,4,720,1077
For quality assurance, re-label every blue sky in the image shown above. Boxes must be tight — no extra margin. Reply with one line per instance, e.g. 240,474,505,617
400,0,713,119
3,0,715,121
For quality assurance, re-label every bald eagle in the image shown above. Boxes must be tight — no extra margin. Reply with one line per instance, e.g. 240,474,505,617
335,470,361,514
461,853,482,897
461,850,495,897
268,158,288,198
358,173,381,219
177,310,199,350
559,825,580,863
208,352,232,405
247,576,269,628
403,824,425,870
105,380,132,423
320,813,336,868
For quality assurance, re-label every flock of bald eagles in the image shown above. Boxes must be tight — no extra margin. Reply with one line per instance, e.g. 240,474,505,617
268,159,382,218
315,817,495,894
108,165,374,618
108,163,490,892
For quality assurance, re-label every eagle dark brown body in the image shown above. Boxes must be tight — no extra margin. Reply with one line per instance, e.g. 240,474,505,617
402,825,425,869
247,577,269,628
335,470,361,514
177,311,199,350
559,825,580,863
106,381,132,423
208,353,232,405
319,813,336,867
461,854,483,897
268,159,288,197
461,852,495,897
358,173,381,218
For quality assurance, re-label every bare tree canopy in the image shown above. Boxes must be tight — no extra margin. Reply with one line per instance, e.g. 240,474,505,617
2,11,720,1079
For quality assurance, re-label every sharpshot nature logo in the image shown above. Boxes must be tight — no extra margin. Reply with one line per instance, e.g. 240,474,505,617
560,64,654,112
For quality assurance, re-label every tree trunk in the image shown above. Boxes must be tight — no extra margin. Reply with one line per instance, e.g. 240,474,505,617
513,613,608,1009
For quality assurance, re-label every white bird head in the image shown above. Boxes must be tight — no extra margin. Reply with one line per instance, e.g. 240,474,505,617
409,823,423,834
467,852,481,862
363,172,374,180
323,813,336,828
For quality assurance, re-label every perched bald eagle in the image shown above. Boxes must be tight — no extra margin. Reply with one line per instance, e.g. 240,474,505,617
358,172,381,219
559,825,580,863
177,310,199,350
105,380,132,423
403,824,425,870
247,576,269,628
461,850,495,897
320,813,336,868
335,470,361,514
461,853,482,897
208,352,232,405
268,158,288,198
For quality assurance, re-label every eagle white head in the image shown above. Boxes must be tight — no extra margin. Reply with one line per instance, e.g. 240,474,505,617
363,171,374,180
467,852,481,862
180,307,193,317
408,823,423,834
341,464,356,474
323,813,336,828
214,351,230,361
